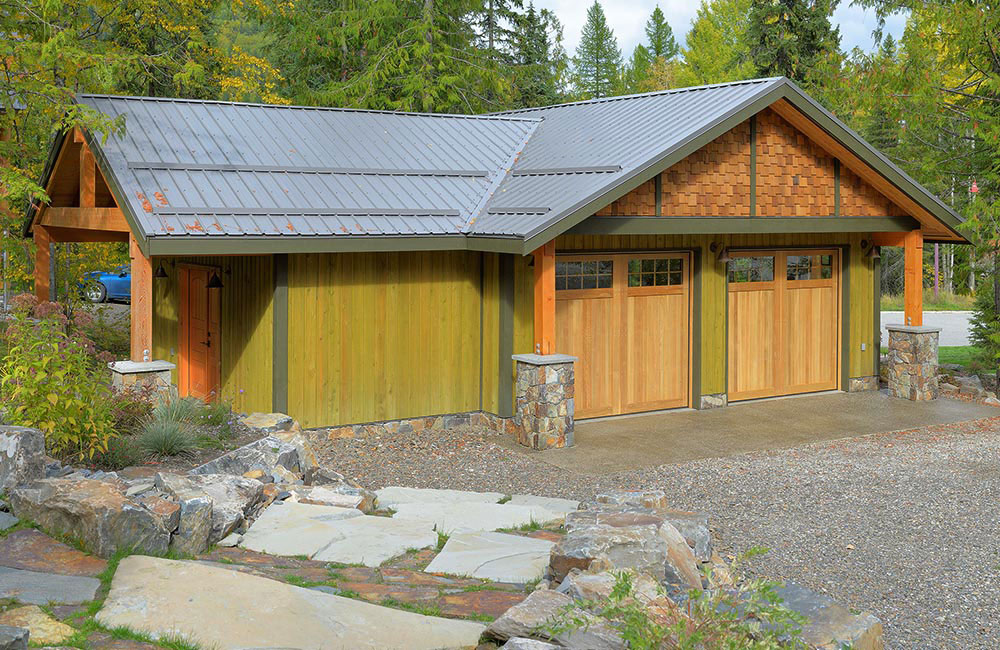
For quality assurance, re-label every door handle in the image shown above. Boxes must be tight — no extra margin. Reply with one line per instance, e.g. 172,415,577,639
201,340,211,348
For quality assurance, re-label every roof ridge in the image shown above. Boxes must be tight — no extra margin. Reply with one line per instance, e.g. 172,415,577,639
490,76,787,115
76,93,542,123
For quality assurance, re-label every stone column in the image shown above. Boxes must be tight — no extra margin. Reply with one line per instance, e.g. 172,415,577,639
109,360,177,398
512,353,576,450
885,325,940,401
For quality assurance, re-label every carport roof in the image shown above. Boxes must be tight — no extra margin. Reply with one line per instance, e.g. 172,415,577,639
27,77,966,256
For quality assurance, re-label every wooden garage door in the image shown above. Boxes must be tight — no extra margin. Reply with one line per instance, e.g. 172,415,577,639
727,250,840,401
556,253,690,419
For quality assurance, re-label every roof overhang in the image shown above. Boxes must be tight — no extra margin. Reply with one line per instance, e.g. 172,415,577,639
567,215,920,236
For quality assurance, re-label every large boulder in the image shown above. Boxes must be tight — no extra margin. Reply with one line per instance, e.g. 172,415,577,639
190,436,302,477
560,509,702,590
8,478,171,557
0,427,45,492
285,484,375,513
556,569,663,605
485,589,623,649
778,582,884,650
592,492,712,562
239,412,297,434
155,473,264,544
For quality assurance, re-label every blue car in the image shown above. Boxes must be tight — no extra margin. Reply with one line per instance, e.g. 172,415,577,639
81,265,131,303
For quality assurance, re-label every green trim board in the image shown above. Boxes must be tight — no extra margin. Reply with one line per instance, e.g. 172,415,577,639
146,234,526,257
566,216,918,236
834,159,841,218
749,114,757,217
873,251,881,379
840,244,851,391
498,254,515,417
272,254,288,413
691,247,703,407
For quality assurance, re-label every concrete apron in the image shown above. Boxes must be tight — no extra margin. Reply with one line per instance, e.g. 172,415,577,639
506,391,999,475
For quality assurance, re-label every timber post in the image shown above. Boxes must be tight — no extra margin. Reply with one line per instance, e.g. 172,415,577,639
532,241,555,355
903,229,923,326
129,234,152,362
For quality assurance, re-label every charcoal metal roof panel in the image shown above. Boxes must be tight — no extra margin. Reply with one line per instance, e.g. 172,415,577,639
76,94,538,241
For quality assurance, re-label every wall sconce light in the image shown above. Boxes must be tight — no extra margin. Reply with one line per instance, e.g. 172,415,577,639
709,242,731,264
866,244,880,260
154,261,168,279
206,271,224,289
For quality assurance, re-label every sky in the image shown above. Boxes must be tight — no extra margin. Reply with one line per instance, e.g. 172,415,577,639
533,1,907,58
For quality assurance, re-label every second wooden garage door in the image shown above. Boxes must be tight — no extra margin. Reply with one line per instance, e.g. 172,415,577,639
555,253,690,419
727,249,840,401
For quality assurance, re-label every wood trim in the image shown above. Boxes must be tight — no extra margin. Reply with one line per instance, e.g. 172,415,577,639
533,241,556,354
904,229,923,326
749,114,757,217
834,159,841,217
567,216,918,236
498,254,516,417
129,233,153,361
272,254,289,413
80,143,95,208
769,99,954,240
41,226,129,243
39,207,129,232
33,225,51,301
178,266,190,397
872,232,906,247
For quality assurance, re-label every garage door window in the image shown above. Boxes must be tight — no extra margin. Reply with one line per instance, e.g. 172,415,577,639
556,260,613,290
787,254,834,281
727,256,774,283
628,258,683,287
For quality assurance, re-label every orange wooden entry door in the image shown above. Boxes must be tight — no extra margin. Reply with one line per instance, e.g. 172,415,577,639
555,253,690,419
727,249,840,401
179,266,221,401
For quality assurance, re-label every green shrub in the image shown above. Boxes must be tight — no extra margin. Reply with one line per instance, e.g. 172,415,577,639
136,419,197,459
0,310,115,461
110,386,156,435
91,434,142,470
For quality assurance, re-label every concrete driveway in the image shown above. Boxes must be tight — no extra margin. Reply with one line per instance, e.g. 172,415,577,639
532,391,997,474
881,310,971,346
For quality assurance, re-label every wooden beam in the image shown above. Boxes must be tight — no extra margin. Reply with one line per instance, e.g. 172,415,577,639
769,99,957,241
532,241,556,355
80,143,95,208
130,234,153,361
498,254,515,417
904,229,923,326
39,207,129,232
33,225,51,301
872,232,906,247
42,226,130,243
568,215,918,236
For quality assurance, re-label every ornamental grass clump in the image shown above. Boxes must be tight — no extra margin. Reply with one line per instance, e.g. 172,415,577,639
136,418,197,459
0,298,115,461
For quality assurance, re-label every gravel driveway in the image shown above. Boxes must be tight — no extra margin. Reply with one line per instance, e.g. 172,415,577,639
311,416,1000,648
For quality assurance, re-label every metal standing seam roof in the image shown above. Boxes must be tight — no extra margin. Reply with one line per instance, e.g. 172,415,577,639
26,77,966,254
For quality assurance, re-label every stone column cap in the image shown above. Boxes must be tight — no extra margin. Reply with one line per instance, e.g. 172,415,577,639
885,324,942,334
108,360,177,373
512,353,578,365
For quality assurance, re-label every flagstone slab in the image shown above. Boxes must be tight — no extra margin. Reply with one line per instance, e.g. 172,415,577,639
425,531,554,583
375,487,505,509
0,606,75,645
0,529,107,577
96,556,485,650
311,515,438,566
239,502,363,556
391,502,562,534
0,566,101,605
508,495,580,517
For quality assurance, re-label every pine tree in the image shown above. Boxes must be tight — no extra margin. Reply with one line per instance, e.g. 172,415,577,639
572,1,623,99
475,0,525,63
747,0,842,84
676,0,757,87
512,3,569,107
645,6,679,60
624,45,652,93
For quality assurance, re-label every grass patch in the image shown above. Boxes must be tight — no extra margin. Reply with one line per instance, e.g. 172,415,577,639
881,290,974,311
282,574,340,590
497,519,542,533
497,495,512,504
435,531,449,551
380,597,443,618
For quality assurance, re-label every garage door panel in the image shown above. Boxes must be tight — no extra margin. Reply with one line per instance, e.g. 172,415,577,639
557,295,617,418
557,252,690,419
728,288,776,399
728,249,840,401
625,291,688,412
785,285,838,391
